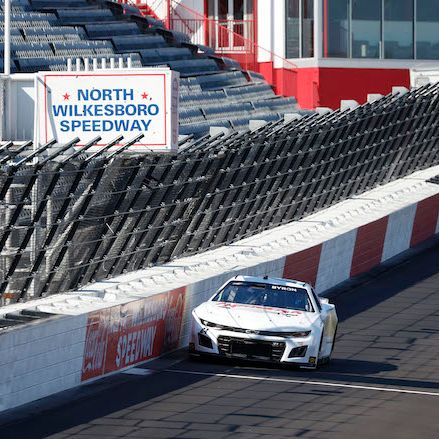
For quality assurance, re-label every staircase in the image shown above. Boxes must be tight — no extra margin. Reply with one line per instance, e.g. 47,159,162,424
135,2,161,21
119,0,162,21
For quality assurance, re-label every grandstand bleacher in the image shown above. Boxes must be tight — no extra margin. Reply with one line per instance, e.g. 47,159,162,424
1,0,301,136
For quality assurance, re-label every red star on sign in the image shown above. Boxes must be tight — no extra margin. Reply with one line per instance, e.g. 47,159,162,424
141,92,148,99
63,92,70,100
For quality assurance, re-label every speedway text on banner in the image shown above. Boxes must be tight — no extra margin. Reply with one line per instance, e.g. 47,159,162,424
35,68,179,152
81,287,186,381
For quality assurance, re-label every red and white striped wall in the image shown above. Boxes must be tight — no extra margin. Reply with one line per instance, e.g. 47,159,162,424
281,193,439,294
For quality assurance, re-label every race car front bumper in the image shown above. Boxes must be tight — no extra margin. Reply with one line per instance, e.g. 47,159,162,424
190,315,321,367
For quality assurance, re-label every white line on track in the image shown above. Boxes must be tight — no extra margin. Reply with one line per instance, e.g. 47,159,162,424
165,369,439,397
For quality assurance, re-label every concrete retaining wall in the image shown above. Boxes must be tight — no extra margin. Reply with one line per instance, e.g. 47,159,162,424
0,315,87,412
0,167,438,413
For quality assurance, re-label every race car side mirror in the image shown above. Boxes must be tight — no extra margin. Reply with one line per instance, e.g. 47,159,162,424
320,298,329,305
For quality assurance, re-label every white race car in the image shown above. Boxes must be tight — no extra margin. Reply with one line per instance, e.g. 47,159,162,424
189,275,338,368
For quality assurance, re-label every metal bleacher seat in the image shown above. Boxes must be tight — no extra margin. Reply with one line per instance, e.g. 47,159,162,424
252,96,297,112
247,71,266,82
23,26,85,42
228,113,282,131
179,121,215,137
179,107,205,124
111,34,167,51
56,8,116,25
31,0,90,8
0,18,54,29
7,0,31,6
151,58,220,75
139,47,193,64
17,56,67,72
224,83,275,101
84,22,141,38
0,4,29,13
254,112,283,121
229,117,252,130
190,71,249,90
9,42,53,59
17,52,142,72
129,13,164,29
52,40,114,57
0,28,25,43
156,28,191,45
0,11,54,20
203,102,254,121
180,89,228,107
0,57,18,73
210,55,242,70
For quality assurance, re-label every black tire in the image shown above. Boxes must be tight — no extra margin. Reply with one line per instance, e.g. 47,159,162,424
329,324,338,356
319,324,338,366
316,330,325,367
189,351,203,361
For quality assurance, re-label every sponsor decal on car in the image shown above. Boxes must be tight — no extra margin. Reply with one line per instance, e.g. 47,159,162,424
214,302,302,315
270,285,299,292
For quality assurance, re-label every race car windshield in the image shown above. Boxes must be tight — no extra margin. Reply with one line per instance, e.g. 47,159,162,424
212,282,314,312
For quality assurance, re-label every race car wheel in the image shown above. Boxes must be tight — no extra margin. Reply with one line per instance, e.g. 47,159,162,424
319,325,338,366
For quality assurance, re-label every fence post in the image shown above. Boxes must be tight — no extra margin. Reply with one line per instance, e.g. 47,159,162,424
166,0,171,29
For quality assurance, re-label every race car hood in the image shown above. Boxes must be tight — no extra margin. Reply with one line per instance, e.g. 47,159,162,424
194,301,319,331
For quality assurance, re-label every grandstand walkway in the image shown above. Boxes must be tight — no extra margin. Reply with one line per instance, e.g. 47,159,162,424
0,239,438,439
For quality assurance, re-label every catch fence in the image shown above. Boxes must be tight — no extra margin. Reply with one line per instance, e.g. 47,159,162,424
0,84,438,304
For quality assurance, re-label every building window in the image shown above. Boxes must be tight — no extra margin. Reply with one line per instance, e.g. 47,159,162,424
286,0,315,58
302,0,314,57
384,0,414,59
286,0,300,58
324,0,349,57
352,0,381,58
416,0,439,59
322,0,439,60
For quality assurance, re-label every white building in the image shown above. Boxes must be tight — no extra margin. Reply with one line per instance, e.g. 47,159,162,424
140,0,439,109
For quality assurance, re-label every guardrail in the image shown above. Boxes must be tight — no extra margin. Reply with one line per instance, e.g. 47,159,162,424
0,84,439,305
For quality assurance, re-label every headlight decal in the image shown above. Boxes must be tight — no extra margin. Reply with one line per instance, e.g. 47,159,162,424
200,318,223,329
198,317,311,338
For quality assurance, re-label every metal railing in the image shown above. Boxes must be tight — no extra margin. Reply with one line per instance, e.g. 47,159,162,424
170,17,254,52
0,84,438,305
168,1,294,73
170,16,256,68
125,0,296,77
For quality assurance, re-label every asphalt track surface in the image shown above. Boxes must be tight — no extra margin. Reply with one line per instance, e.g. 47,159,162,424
1,242,439,439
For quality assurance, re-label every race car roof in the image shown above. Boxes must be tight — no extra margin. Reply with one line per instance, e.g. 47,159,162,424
233,275,310,290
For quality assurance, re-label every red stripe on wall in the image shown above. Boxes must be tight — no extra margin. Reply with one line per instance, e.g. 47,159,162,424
351,217,388,277
283,245,322,287
410,194,439,247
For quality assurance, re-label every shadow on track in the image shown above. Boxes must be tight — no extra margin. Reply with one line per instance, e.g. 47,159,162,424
332,240,439,322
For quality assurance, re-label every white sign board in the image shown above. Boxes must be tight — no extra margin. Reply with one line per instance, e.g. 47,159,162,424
35,68,179,152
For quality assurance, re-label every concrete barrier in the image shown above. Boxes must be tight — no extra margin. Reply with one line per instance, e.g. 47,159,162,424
0,315,87,412
0,165,438,412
